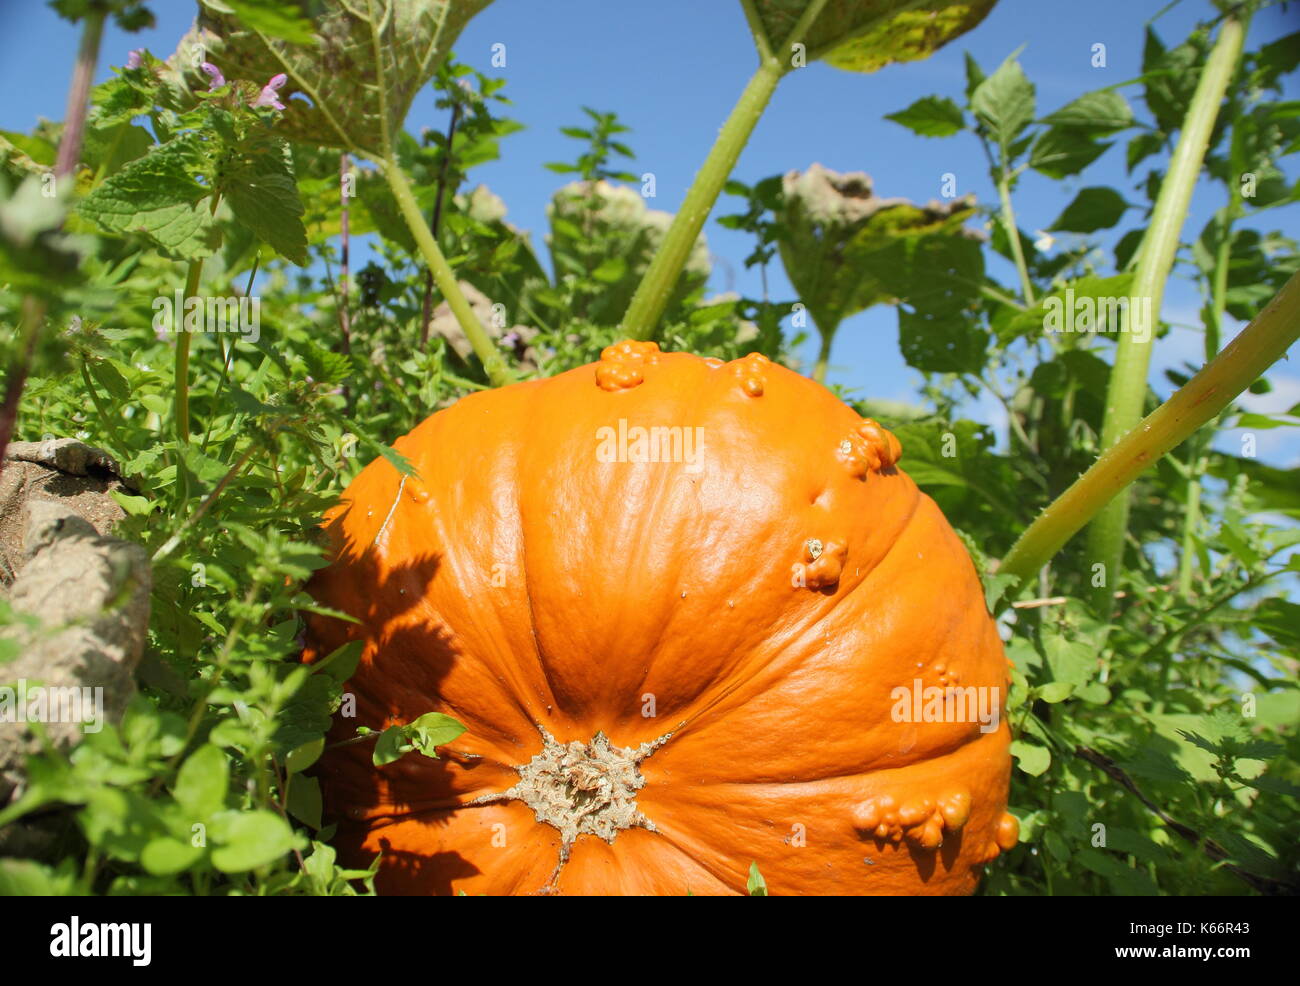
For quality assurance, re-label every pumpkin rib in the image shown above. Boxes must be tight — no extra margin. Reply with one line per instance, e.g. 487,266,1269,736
637,726,1012,895
395,409,554,747
512,378,570,730
621,355,741,693
627,361,925,743
603,819,747,896
651,497,1008,786
656,474,926,755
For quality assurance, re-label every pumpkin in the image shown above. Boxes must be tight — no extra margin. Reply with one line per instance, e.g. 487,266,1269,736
302,340,1016,895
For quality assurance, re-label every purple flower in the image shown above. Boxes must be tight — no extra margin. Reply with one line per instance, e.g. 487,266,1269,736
126,49,144,70
253,73,288,110
200,61,225,91
501,331,520,348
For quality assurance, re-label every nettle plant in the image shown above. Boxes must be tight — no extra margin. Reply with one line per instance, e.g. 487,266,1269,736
0,0,1296,896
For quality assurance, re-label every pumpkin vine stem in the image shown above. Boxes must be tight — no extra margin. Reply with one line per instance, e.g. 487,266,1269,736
1083,9,1249,616
380,152,513,388
619,3,807,342
998,269,1300,595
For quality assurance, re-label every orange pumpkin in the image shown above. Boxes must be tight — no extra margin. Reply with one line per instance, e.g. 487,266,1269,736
303,341,1016,895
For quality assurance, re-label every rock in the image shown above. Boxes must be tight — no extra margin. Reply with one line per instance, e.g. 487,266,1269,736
0,443,151,853
0,439,135,587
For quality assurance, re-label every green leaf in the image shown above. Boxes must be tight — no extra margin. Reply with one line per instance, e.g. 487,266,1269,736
776,164,981,339
209,810,296,872
76,136,219,260
140,837,204,876
1042,90,1134,133
1043,633,1097,689
372,725,408,766
898,304,988,375
971,52,1035,153
1125,131,1165,174
222,137,307,265
312,639,363,682
997,273,1134,343
173,744,228,818
287,775,323,829
885,95,965,137
196,0,495,155
405,712,466,758
1011,740,1051,776
1037,681,1074,704
285,737,325,774
746,860,768,896
0,859,82,895
207,0,317,44
1029,127,1111,179
1142,25,1209,136
745,0,997,74
591,255,628,283
1048,186,1128,233
0,174,90,295
110,491,158,517
983,572,1018,612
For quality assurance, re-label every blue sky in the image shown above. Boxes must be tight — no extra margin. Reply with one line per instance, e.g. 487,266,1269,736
2,0,1297,463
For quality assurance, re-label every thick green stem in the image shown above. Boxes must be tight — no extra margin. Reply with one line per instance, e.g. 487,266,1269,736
1084,12,1247,612
173,257,203,445
382,154,511,387
813,331,834,384
997,173,1035,307
1000,269,1300,589
622,58,783,341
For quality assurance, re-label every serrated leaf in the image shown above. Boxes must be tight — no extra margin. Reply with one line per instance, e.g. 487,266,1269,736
885,95,965,137
222,138,307,265
971,52,1035,152
1049,186,1128,233
1028,127,1110,179
1043,633,1097,689
196,0,494,155
1043,89,1134,133
77,136,219,260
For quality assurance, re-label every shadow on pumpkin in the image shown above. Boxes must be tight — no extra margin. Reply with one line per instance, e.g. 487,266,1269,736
860,830,966,885
371,840,481,895
302,508,489,885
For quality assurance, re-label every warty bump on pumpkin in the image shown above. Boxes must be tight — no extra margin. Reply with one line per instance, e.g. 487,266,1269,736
302,340,1017,895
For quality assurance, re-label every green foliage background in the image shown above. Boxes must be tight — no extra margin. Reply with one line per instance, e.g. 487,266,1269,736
0,0,1296,896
